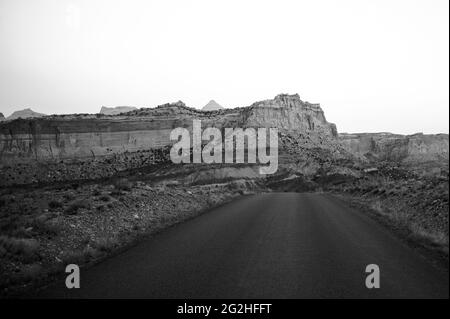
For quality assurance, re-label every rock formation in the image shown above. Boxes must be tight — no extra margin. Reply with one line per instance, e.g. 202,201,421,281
6,108,46,120
100,106,138,115
339,132,449,164
0,113,4,121
0,94,341,186
245,94,337,138
1,93,446,187
202,100,224,111
0,94,337,162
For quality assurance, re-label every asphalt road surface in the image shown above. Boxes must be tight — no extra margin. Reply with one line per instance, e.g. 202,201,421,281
39,193,449,298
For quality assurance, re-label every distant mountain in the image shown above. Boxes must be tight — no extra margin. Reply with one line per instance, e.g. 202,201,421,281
7,108,46,120
100,106,138,115
202,100,224,111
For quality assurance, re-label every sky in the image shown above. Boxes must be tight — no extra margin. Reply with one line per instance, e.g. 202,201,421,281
0,0,448,134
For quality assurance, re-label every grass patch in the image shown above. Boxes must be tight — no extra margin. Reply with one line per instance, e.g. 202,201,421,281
16,263,43,283
64,199,91,215
31,218,61,237
344,196,449,258
92,236,119,253
48,200,63,210
0,236,40,263
113,178,132,191
99,194,111,202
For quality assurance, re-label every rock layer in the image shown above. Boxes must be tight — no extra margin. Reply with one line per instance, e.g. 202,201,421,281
0,94,336,163
0,94,338,186
339,132,449,163
100,106,138,115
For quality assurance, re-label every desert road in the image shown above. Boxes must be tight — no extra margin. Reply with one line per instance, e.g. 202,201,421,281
39,193,449,299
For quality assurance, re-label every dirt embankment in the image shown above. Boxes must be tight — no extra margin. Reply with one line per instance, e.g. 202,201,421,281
330,176,449,259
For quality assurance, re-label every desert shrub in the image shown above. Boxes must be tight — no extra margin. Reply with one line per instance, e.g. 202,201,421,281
65,199,91,215
0,216,21,236
17,263,43,283
61,249,89,265
113,178,132,191
0,245,7,257
63,193,76,202
370,200,384,214
165,180,180,187
48,200,63,210
71,183,80,189
110,189,123,197
83,245,102,259
32,219,61,237
8,225,30,238
99,195,111,202
0,236,40,263
60,245,103,265
93,236,119,252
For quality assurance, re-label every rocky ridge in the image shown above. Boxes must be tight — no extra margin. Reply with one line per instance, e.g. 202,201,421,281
0,94,342,186
0,94,448,187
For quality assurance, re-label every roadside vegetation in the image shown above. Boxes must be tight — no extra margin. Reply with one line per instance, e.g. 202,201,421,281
0,178,252,297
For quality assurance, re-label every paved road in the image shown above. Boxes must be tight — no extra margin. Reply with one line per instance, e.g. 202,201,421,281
39,193,449,298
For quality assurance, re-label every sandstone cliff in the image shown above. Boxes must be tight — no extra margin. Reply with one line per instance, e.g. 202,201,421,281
339,132,449,164
0,94,336,163
245,94,337,138
0,94,339,186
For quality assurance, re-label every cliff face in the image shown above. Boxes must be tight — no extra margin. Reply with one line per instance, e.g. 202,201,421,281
0,94,336,164
0,94,338,186
339,132,449,164
245,94,337,138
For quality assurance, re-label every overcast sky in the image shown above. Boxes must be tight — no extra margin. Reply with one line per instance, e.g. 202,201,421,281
0,0,448,134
